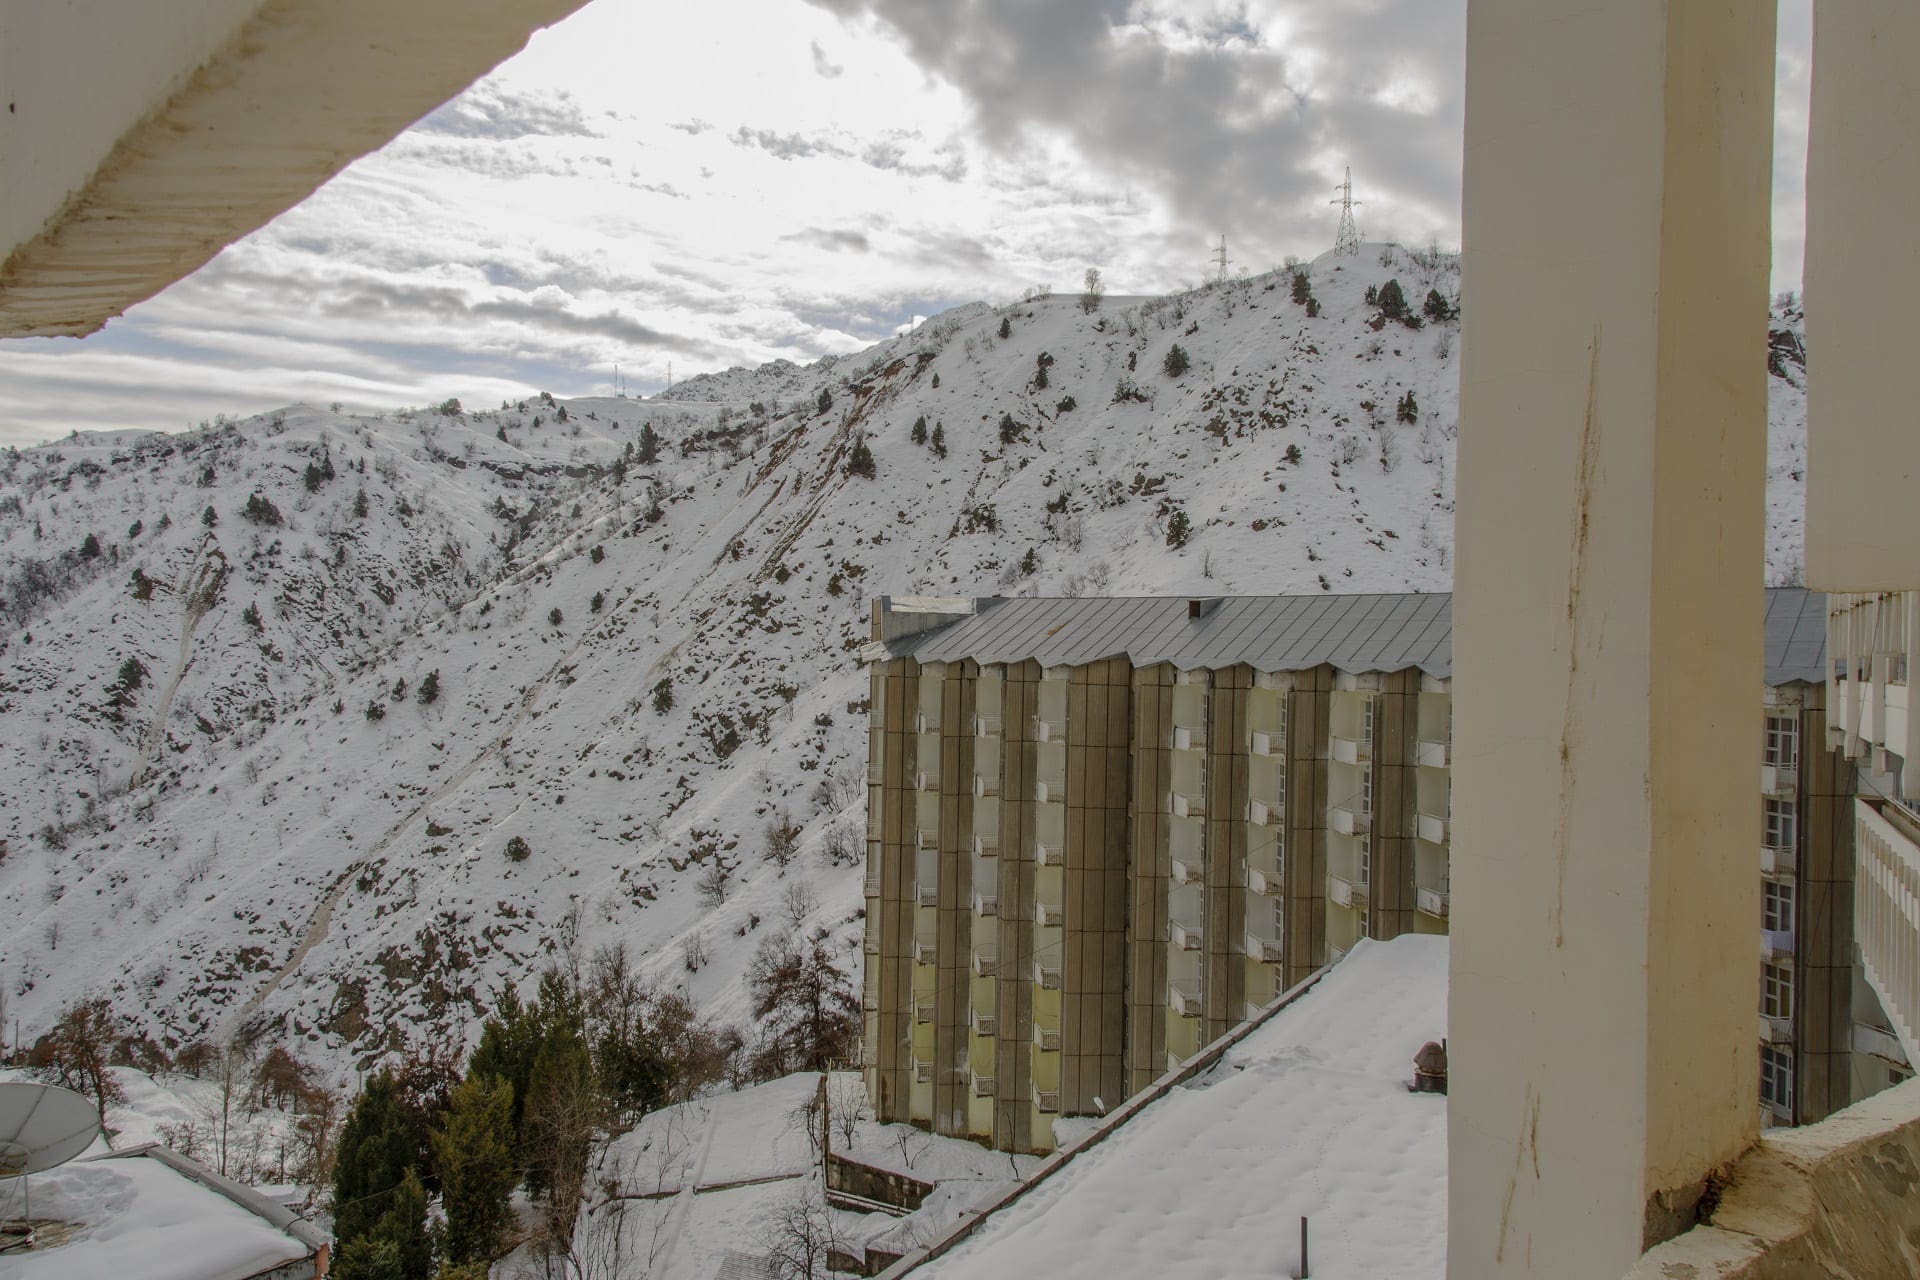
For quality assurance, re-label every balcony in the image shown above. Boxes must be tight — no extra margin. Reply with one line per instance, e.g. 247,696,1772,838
864,875,881,897
864,934,880,955
917,830,939,852
1033,958,1062,989
1415,738,1451,768
1170,916,1203,951
915,711,940,735
1033,1023,1061,1052
1032,1085,1060,1113
1331,734,1371,765
973,833,999,858
1173,724,1205,752
1035,840,1063,867
914,940,938,966
1417,886,1450,919
914,770,931,792
1761,844,1797,877
971,947,998,978
1328,873,1366,909
1034,717,1065,743
1244,932,1284,964
1035,899,1063,928
1330,802,1371,836
917,884,938,909
914,996,934,1025
1170,853,1204,887
973,714,1002,737
1036,778,1062,805
1761,928,1794,961
1171,790,1206,820
867,761,885,784
1247,797,1284,827
973,890,998,917
1416,812,1449,844
1244,856,1282,897
913,1058,932,1085
1251,729,1283,757
971,1071,995,1097
973,774,1000,798
1855,798,1920,1069
1760,1015,1794,1045
971,1008,998,1038
1168,981,1203,1018
1760,761,1798,795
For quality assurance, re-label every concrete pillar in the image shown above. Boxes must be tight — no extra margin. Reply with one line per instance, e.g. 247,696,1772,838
1061,658,1131,1117
1803,2,1920,591
1284,670,1332,990
1452,3,1775,1274
1126,665,1174,1093
1797,688,1857,1124
933,667,978,1137
995,661,1040,1152
1203,667,1250,1037
870,658,920,1124
1370,670,1419,940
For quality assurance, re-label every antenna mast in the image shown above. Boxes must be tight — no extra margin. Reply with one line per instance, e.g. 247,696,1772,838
1331,168,1363,256
1210,235,1230,281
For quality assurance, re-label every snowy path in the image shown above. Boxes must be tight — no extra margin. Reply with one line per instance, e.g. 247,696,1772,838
649,1101,719,1277
131,548,225,788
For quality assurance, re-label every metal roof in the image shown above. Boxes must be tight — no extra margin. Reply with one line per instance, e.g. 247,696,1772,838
881,588,1826,686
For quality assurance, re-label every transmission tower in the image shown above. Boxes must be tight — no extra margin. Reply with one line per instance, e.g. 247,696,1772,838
1331,168,1363,256
1210,235,1231,281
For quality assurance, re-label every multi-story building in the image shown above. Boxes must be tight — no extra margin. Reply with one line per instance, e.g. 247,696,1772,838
860,589,1897,1153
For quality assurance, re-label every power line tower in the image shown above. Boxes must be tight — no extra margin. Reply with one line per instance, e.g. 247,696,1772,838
1209,234,1231,281
1331,168,1363,256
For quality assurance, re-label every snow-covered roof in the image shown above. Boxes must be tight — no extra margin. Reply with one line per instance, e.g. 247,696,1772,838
904,936,1451,1279
877,588,1828,686
3,1143,326,1280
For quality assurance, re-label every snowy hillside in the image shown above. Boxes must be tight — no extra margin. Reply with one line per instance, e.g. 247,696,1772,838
0,245,1810,1082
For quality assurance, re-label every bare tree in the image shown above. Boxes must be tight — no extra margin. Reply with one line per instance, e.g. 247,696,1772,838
781,880,818,932
826,1075,865,1151
1080,267,1105,314
759,1181,847,1280
37,998,127,1141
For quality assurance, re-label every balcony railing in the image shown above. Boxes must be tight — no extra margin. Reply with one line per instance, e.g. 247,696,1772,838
914,997,934,1025
973,714,1002,737
1035,899,1063,928
917,884,938,909
1032,1085,1060,1113
1033,1023,1061,1052
1331,734,1371,765
1417,886,1450,919
1036,778,1062,804
971,1008,998,1038
1760,1015,1794,1045
1854,798,1920,1068
1171,790,1206,820
974,774,1000,798
1035,840,1063,867
1034,717,1065,743
914,940,938,966
1173,724,1205,752
917,829,939,852
1760,844,1797,877
867,761,885,784
973,833,999,858
1168,981,1203,1018
1033,958,1062,989
914,770,931,792
1416,812,1449,844
915,711,940,735
971,947,998,978
1251,728,1283,757
1760,762,1798,795
1331,802,1371,836
1170,917,1203,951
971,1071,995,1097
1170,853,1204,887
1328,872,1366,909
1247,797,1284,827
1760,928,1794,961
1244,854,1282,897
1414,738,1451,768
1244,932,1284,964
864,875,881,897
973,891,998,918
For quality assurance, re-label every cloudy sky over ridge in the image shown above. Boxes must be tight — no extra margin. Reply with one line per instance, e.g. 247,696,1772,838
0,0,1812,444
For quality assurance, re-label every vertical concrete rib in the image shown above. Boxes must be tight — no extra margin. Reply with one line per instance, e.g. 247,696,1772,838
1204,666,1251,1036
1796,687,1855,1123
1285,669,1332,989
1126,664,1174,1093
933,666,977,1137
995,661,1040,1152
1062,658,1132,1117
872,657,919,1123
1371,669,1419,940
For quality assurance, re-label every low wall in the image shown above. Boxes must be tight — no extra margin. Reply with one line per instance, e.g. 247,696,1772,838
1627,1077,1920,1278
824,1152,936,1216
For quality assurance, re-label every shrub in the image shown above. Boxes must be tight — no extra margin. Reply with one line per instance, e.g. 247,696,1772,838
816,388,833,415
590,545,605,565
365,701,386,722
79,533,101,559
1057,396,1077,413
590,591,605,613
548,607,563,626
505,836,531,862
201,505,219,528
1377,278,1409,322
1396,390,1419,424
1423,288,1455,323
242,602,263,631
998,414,1023,446
1020,547,1038,575
1162,345,1190,377
651,678,673,713
127,520,143,539
417,670,440,705
997,316,1011,339
1291,271,1313,305
1165,508,1193,548
242,492,282,526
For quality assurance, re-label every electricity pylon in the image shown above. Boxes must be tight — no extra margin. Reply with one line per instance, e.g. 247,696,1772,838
1331,168,1363,256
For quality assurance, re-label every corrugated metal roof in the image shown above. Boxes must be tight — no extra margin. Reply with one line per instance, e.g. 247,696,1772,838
883,588,1827,685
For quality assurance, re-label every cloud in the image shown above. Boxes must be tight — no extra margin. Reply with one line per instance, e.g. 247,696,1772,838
785,227,873,253
730,125,854,161
810,39,845,78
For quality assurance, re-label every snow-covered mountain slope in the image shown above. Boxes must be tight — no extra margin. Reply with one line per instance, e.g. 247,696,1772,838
0,245,1809,1079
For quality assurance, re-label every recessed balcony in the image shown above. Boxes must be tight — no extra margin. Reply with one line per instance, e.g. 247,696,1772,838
1247,797,1285,827
1417,886,1450,919
915,711,940,735
1244,932,1284,964
1251,729,1284,757
1034,717,1065,743
1761,928,1794,961
1033,1023,1061,1052
914,940,938,966
971,1071,995,1097
973,890,998,917
974,833,999,858
913,770,931,792
916,884,938,909
1035,899,1063,928
1415,738,1451,769
917,830,939,852
1035,840,1063,867
1331,802,1371,836
913,1058,932,1084
1760,762,1798,795
1244,856,1282,896
864,875,881,897
971,1008,998,1038
1761,1015,1794,1045
1036,778,1063,805
1033,958,1062,989
867,761,885,784
1173,724,1205,752
1170,916,1203,951
973,714,1002,737
972,947,998,978
1328,873,1366,909
1171,790,1206,820
974,774,1000,798
1760,844,1796,877
1033,1086,1060,1113
914,997,933,1025
1417,812,1449,844
1170,853,1205,887
1168,981,1203,1018
1331,734,1371,765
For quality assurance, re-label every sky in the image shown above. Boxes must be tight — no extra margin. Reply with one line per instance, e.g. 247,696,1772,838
0,0,1813,445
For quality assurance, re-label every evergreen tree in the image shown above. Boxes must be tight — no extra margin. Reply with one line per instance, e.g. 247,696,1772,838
354,489,370,519
432,1075,516,1267
1163,344,1190,378
637,422,659,465
1396,390,1420,424
1377,278,1408,321
1290,271,1313,305
845,437,876,479
590,591,605,613
201,505,219,528
930,424,947,458
816,387,833,415
305,461,326,493
333,1074,419,1248
744,930,860,1078
1422,288,1454,322
79,533,101,559
997,316,1011,339
911,415,927,446
333,1237,403,1280
998,414,1021,446
930,373,940,389
417,670,440,705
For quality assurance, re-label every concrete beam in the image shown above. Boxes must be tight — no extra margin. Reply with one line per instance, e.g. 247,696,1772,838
0,0,589,337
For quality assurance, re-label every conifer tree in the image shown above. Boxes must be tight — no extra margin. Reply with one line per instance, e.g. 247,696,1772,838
816,387,833,415
930,423,947,458
417,670,440,705
911,415,928,446
1163,344,1190,378
997,316,1011,339
432,1075,516,1267
846,436,876,478
334,1074,425,1267
637,422,659,465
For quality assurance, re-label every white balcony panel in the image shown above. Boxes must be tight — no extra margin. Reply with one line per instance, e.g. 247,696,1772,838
916,884,938,908
1033,959,1062,989
1414,739,1451,769
973,715,1002,737
1248,797,1284,827
1855,798,1920,1070
1244,933,1284,964
1171,790,1206,820
1760,928,1794,961
1760,845,1796,877
1034,718,1065,743
1173,724,1205,752
1170,918,1203,951
1170,854,1205,887
971,1010,998,1038
1251,729,1283,757
1245,862,1281,896
1033,1087,1060,1113
1168,981,1203,1018
973,834,999,858
1033,1024,1061,1052
971,949,998,978
1760,763,1798,795
915,711,940,735
973,891,998,918
1330,804,1371,836
1416,812,1449,844
1417,886,1450,918
973,774,1000,798
1331,735,1370,765
914,941,938,966
1327,873,1365,909
971,1072,995,1097
1035,841,1064,867
1035,900,1063,928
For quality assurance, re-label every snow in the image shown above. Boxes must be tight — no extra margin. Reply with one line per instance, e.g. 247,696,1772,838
919,936,1450,1280
1,1149,315,1280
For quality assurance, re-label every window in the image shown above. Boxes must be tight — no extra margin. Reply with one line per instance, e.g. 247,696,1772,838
1359,843,1371,888
1760,1045,1794,1114
1273,897,1286,936
1762,962,1794,1021
1763,798,1797,851
1358,907,1371,938
1361,767,1373,814
1362,697,1375,742
1763,715,1799,769
1762,880,1795,933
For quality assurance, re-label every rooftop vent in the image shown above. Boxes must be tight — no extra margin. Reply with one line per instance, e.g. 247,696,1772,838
1188,598,1222,620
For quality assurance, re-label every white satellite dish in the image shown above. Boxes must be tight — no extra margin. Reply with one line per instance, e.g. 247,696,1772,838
0,1081,100,1254
0,1082,100,1177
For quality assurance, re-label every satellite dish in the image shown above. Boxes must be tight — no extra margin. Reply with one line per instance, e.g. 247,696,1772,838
0,1082,100,1177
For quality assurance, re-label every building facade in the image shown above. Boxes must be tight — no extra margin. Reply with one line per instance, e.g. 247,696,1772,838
860,590,1897,1153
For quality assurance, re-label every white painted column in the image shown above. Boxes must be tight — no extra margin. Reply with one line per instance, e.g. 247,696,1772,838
1451,4,1775,1277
